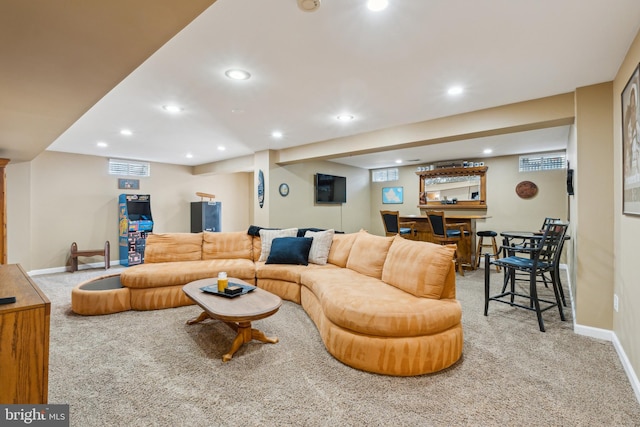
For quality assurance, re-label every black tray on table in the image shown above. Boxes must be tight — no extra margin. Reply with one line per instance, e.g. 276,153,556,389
200,282,256,298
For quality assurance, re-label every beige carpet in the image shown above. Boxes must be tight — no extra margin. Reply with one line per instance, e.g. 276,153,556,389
34,267,640,426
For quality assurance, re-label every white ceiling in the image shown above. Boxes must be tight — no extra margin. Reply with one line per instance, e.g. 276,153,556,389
46,0,640,170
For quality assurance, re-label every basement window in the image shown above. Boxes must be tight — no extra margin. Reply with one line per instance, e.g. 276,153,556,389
108,159,151,177
519,152,566,172
372,168,399,182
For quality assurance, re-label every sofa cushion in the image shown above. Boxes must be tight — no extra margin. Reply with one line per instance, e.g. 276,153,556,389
381,236,456,299
266,237,313,265
326,232,358,267
345,231,394,279
143,233,203,263
120,259,255,289
300,268,462,337
256,261,338,283
258,228,298,262
305,229,335,265
202,231,253,260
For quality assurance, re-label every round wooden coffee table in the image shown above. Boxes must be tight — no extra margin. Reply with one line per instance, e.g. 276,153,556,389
182,278,282,362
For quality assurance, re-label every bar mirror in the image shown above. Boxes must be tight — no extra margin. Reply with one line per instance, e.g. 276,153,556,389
417,166,488,209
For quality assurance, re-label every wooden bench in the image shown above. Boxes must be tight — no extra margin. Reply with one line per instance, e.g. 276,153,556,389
70,241,110,272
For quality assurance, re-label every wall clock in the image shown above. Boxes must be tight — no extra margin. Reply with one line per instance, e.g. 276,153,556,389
279,183,290,197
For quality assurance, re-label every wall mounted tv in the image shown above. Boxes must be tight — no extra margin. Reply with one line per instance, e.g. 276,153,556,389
315,173,347,204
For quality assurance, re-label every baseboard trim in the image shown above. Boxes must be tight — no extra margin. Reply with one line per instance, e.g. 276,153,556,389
28,261,121,276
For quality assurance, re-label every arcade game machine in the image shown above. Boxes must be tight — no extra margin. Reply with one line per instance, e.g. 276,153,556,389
118,194,153,266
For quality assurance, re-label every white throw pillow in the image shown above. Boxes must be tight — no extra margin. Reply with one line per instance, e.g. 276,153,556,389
304,229,335,265
258,228,298,262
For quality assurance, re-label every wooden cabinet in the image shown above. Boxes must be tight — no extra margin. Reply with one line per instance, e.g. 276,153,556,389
0,264,50,404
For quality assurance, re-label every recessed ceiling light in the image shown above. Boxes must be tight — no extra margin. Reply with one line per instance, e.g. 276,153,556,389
97,141,108,148
448,86,464,95
163,105,183,113
395,159,402,164
217,146,226,151
271,131,283,138
367,0,388,11
120,129,132,136
225,69,251,80
336,114,354,121
483,148,493,154
185,153,193,159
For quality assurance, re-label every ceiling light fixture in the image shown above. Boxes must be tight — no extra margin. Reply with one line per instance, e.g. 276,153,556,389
367,0,389,12
163,104,183,113
120,129,132,136
97,141,108,148
217,146,226,151
483,148,493,154
395,159,402,164
185,153,193,159
297,0,321,12
225,69,251,80
336,114,354,121
271,131,283,138
448,86,464,95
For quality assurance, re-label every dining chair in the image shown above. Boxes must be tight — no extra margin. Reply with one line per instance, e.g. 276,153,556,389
426,210,471,275
380,210,416,239
484,221,569,332
504,217,566,305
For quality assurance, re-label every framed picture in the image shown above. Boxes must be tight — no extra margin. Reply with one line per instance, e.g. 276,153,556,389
118,178,140,190
382,186,403,204
622,63,640,215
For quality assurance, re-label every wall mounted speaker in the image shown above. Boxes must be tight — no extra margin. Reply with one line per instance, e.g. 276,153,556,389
567,169,575,195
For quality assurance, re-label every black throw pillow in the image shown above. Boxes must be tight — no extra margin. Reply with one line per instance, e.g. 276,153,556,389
265,237,313,265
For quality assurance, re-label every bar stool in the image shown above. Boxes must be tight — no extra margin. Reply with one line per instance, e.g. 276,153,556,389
476,230,500,271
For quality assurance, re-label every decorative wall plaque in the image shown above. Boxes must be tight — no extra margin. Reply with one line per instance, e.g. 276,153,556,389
516,181,538,199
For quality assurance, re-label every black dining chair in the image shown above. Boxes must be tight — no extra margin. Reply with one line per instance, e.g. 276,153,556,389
503,217,567,306
484,221,569,332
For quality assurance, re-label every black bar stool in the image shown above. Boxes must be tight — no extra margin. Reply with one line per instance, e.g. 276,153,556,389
476,230,500,271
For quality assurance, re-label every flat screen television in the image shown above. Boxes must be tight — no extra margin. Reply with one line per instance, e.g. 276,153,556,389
315,173,347,204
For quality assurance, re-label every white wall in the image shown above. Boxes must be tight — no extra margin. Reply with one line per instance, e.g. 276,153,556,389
7,151,251,271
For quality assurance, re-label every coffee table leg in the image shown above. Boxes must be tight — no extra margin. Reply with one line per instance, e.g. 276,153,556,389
221,321,278,362
186,311,210,325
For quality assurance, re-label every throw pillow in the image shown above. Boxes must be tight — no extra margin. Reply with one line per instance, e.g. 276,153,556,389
381,235,456,298
258,228,298,262
304,229,335,265
265,237,313,265
346,231,395,279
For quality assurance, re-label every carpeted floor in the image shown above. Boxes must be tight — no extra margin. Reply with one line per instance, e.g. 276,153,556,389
33,267,640,426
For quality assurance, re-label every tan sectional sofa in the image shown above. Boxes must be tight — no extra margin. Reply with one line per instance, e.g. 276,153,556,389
81,229,464,376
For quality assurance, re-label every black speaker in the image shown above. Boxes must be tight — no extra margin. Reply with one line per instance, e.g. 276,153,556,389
566,169,574,195
191,201,221,232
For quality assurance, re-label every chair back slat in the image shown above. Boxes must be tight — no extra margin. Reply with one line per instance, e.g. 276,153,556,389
427,211,446,238
534,222,568,268
382,212,399,234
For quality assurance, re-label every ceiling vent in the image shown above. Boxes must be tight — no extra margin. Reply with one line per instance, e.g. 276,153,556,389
297,0,321,12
